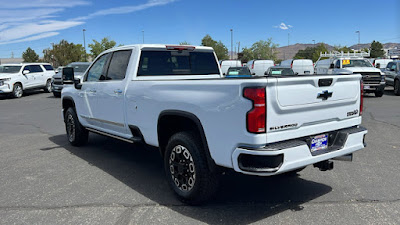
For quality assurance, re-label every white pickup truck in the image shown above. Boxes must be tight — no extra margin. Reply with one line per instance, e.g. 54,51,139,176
61,44,367,204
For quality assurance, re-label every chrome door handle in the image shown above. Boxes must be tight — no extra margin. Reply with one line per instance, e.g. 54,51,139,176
114,89,123,94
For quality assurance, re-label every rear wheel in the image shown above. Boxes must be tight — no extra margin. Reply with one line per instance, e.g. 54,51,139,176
12,83,23,98
44,79,52,93
65,107,89,146
164,131,218,205
374,90,384,97
394,80,400,96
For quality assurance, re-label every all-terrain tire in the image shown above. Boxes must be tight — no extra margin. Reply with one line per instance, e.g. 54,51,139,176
164,131,218,205
65,107,89,146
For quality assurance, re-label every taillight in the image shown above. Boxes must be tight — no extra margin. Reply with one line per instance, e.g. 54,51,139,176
251,63,254,69
243,87,266,133
291,61,293,68
360,80,363,116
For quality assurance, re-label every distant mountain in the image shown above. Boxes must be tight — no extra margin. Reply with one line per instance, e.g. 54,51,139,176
275,42,400,60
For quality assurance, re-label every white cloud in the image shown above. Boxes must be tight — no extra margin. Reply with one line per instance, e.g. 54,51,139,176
74,0,176,21
0,32,59,45
0,0,90,8
0,0,177,45
275,22,293,30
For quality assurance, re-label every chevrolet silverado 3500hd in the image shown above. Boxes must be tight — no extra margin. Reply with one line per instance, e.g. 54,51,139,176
61,44,367,204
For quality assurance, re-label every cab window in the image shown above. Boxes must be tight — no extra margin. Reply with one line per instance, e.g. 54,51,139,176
85,53,111,82
29,65,43,73
335,60,341,68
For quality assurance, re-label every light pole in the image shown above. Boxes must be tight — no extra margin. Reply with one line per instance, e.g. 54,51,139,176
312,39,315,47
142,30,144,44
288,33,290,47
82,29,86,61
230,29,233,60
356,31,360,52
50,42,55,66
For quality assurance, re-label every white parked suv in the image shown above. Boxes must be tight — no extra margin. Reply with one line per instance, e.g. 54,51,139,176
61,44,367,204
0,63,55,98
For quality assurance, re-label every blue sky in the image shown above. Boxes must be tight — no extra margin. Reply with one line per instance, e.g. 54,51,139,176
0,0,399,58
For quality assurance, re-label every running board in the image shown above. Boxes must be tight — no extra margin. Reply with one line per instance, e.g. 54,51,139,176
86,127,142,143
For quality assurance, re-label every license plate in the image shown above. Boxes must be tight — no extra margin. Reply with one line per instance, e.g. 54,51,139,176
364,85,370,89
310,134,328,152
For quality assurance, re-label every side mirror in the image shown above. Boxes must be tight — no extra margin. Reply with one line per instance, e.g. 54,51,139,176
22,70,30,75
62,67,75,84
223,73,226,75
264,71,268,75
329,64,334,69
376,63,380,68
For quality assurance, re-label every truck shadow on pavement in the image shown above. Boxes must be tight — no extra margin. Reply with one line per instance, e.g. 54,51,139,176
48,134,332,224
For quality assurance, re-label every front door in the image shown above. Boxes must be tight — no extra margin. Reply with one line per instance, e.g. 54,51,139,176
21,66,36,88
95,50,133,136
76,53,111,129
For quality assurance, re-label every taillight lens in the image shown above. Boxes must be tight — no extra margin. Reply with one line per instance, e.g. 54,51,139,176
360,80,363,115
251,63,254,69
244,87,266,133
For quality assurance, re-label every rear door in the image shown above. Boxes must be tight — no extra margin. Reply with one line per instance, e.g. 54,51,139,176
95,49,133,136
29,65,45,87
266,74,362,143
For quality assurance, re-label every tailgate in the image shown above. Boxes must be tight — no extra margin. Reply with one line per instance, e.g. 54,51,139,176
266,74,362,143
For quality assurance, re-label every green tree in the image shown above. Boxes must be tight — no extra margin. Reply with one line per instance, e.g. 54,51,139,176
250,38,279,61
179,41,191,45
42,40,86,67
22,47,39,62
240,47,254,62
88,37,117,59
294,44,328,62
370,41,384,58
201,34,229,60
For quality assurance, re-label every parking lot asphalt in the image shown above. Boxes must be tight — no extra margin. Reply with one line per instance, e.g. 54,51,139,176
0,89,399,225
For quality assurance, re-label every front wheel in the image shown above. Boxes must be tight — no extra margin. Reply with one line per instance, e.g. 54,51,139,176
53,92,61,98
164,131,218,205
394,80,400,96
44,79,52,93
65,107,89,146
374,90,384,97
12,83,23,98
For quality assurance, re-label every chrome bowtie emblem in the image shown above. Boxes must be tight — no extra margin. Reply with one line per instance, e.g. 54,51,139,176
317,90,333,100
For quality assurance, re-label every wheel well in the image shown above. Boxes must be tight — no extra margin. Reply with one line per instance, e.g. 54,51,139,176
62,97,75,119
157,111,216,170
14,82,22,89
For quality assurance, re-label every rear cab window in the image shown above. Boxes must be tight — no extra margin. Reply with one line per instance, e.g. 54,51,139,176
137,48,219,76
43,65,54,71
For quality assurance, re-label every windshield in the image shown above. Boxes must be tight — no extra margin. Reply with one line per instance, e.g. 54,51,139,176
268,68,295,76
342,59,372,68
0,66,21,73
67,64,90,73
227,67,251,75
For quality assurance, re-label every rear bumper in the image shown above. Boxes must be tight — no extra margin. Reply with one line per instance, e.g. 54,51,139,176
231,126,367,176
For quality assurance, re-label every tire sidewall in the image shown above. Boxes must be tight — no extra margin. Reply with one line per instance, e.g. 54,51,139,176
13,83,23,98
45,79,52,93
164,132,206,201
65,108,77,143
395,80,400,95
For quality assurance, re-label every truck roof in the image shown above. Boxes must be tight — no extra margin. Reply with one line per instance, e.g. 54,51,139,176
103,44,214,53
